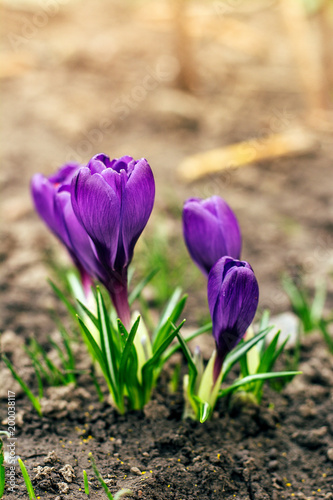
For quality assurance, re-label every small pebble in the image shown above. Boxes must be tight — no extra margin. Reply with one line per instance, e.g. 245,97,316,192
327,448,333,461
268,448,278,459
130,467,142,476
268,460,279,471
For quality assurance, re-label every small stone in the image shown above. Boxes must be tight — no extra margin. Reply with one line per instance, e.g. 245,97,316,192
327,448,333,461
268,448,278,459
130,467,142,476
142,452,149,457
268,460,279,471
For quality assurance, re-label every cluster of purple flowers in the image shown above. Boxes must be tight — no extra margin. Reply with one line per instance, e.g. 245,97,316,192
31,153,258,379
31,154,155,329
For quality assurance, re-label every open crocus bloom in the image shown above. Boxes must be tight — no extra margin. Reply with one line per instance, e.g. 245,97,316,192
71,154,155,327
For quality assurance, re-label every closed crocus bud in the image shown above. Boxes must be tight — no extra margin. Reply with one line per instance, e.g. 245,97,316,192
208,256,259,382
183,196,242,276
71,154,155,328
31,164,97,295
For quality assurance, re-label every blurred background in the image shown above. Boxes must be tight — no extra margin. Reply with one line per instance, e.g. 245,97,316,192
1,0,333,336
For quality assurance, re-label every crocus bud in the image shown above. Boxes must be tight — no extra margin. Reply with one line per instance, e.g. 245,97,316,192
208,256,259,382
183,196,242,276
31,164,98,295
71,154,155,327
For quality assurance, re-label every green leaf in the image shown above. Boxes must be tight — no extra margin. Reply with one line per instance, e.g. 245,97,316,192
128,268,159,306
77,316,116,397
2,355,42,416
153,293,187,350
222,327,273,381
282,275,312,332
257,309,270,355
311,281,326,325
0,465,5,497
142,320,186,402
218,371,302,398
117,319,129,347
153,288,182,339
319,319,333,353
76,299,99,329
83,469,89,495
48,279,77,320
18,458,36,499
163,322,212,362
24,345,53,385
89,454,114,500
96,288,120,395
239,354,249,378
199,401,211,423
174,330,198,379
118,316,140,391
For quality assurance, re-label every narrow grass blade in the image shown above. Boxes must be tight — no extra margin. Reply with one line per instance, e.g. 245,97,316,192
128,268,159,306
222,327,273,381
153,288,182,337
311,281,326,325
18,459,36,500
0,436,5,497
89,454,114,500
90,367,104,403
96,288,120,393
2,356,42,416
118,316,140,390
319,320,333,353
144,320,186,373
83,469,89,496
76,300,99,329
174,330,198,379
282,275,312,331
218,371,302,398
163,322,212,362
153,294,187,350
48,279,77,320
77,316,116,398
142,320,186,400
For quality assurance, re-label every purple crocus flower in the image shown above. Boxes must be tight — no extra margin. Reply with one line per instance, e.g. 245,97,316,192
208,256,259,382
183,196,242,276
31,164,98,296
71,154,155,328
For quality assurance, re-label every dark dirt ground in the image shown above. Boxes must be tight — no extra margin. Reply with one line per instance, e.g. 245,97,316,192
1,0,333,498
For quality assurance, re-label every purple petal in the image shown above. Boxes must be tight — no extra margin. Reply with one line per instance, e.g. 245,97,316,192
48,163,80,185
183,196,241,275
71,167,121,270
31,174,61,237
120,158,155,265
208,257,259,359
54,190,103,279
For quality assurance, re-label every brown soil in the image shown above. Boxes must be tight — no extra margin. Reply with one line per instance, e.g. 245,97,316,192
1,333,333,500
1,0,333,499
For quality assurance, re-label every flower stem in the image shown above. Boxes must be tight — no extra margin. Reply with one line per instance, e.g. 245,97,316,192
110,282,131,330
